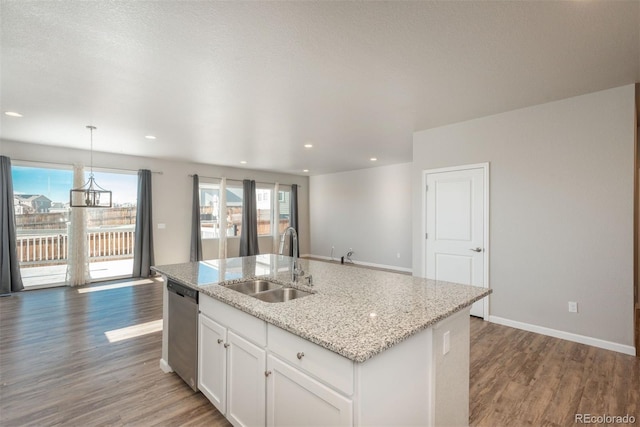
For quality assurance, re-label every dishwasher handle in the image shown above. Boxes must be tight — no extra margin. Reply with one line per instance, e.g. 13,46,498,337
167,280,198,303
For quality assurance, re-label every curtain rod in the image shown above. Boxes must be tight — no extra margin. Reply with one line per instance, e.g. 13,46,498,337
11,158,163,174
189,174,301,188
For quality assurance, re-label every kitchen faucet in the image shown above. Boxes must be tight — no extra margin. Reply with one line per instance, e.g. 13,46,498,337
280,226,304,282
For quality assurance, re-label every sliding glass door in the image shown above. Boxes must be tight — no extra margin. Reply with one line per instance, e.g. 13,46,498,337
12,165,73,287
85,171,138,281
11,164,138,288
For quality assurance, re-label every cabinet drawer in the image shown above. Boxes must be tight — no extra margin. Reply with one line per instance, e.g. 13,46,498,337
268,324,354,395
200,294,267,347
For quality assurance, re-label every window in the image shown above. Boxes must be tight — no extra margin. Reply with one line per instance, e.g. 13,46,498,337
257,188,272,236
278,188,291,234
226,185,243,237
199,183,220,239
197,182,287,239
198,182,244,238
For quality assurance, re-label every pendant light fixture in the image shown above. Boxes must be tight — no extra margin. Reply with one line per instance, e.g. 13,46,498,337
69,125,112,208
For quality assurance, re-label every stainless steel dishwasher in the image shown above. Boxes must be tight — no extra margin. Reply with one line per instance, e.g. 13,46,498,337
167,280,199,391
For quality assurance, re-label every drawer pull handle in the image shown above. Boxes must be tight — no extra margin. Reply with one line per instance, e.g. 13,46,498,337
217,339,224,344
297,352,305,360
224,343,230,348
265,370,272,377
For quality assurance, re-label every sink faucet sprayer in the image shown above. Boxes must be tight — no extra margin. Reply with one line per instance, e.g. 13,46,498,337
280,227,304,282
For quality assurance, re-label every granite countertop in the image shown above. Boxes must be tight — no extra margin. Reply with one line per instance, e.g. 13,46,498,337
152,254,491,363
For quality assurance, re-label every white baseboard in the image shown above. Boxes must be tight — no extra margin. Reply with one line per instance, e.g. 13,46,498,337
489,316,636,356
159,358,173,373
307,254,413,274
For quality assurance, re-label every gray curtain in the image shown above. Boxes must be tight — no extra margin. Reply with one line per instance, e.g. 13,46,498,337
0,156,24,295
290,184,299,257
239,179,259,257
133,169,155,277
190,174,203,262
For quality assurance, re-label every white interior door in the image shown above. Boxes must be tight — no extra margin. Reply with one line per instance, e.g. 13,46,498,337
425,167,487,317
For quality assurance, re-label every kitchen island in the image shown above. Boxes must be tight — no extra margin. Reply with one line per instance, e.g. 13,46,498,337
152,254,491,427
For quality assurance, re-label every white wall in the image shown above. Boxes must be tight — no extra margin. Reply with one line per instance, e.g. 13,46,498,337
1,140,310,266
412,84,636,350
310,163,412,271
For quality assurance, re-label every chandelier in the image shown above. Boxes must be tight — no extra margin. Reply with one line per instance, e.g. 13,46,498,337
69,125,112,208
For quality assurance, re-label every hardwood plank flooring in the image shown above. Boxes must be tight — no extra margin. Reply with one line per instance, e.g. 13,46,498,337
470,318,639,426
0,279,229,427
1,280,638,426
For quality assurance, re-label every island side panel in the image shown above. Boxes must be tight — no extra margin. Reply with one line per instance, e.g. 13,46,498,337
433,307,471,427
159,275,172,373
355,307,471,427
355,326,434,426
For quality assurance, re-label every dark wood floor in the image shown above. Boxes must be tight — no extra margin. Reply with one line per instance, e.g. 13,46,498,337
0,278,229,427
470,318,639,426
1,280,638,426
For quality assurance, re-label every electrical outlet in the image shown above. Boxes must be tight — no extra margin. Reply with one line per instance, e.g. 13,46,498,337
396,252,401,259
568,301,578,313
443,331,450,355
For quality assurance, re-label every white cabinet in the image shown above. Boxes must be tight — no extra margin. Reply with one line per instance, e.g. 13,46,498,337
227,331,266,427
198,314,227,413
199,294,352,427
198,311,266,427
266,354,352,427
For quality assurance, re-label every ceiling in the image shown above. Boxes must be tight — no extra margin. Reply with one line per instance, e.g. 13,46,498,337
1,1,639,176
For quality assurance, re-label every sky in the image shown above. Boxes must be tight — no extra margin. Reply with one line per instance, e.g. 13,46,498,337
12,166,138,205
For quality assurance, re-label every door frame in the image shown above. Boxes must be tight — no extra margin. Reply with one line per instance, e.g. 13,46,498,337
421,162,490,320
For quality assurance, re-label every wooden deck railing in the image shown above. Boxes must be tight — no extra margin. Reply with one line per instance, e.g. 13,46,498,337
16,228,135,267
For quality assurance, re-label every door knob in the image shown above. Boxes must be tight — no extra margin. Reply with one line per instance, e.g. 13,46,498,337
469,247,482,252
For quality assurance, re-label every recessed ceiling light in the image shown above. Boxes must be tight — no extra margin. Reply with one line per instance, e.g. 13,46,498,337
303,169,309,173
4,111,23,117
304,144,313,148
370,157,378,162
144,135,157,140
240,160,247,164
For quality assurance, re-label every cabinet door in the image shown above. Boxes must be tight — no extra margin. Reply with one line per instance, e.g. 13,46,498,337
198,314,227,415
266,355,352,427
227,331,266,427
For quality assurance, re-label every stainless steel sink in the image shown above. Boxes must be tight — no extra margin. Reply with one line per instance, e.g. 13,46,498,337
251,287,312,303
225,280,282,295
223,280,312,303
